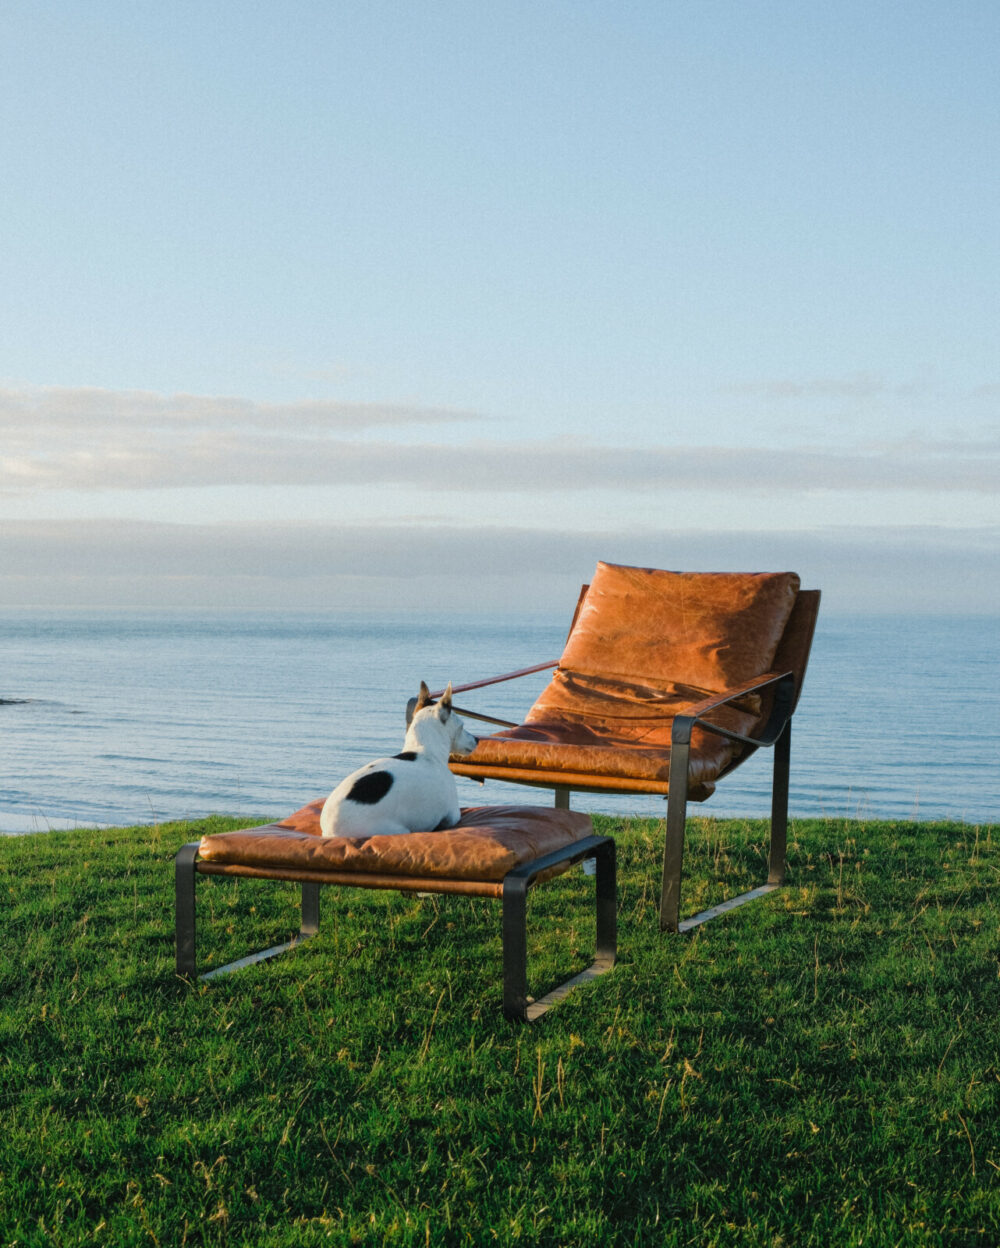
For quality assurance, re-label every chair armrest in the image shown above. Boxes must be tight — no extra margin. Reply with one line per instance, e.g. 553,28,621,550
671,670,796,751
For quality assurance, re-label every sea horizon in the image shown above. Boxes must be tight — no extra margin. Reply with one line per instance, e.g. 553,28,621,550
3,607,998,835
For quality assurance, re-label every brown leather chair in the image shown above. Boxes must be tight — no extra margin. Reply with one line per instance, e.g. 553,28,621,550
435,562,820,932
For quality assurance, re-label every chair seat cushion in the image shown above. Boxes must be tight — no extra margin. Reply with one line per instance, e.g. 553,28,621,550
464,722,725,789
198,802,593,883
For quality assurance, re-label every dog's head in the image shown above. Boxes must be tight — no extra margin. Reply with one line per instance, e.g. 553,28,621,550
413,681,478,756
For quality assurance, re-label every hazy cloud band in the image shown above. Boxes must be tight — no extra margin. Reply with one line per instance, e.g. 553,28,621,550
2,518,996,613
4,383,997,495
0,384,476,437
4,436,997,494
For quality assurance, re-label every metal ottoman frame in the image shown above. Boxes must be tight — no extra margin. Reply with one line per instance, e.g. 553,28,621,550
175,833,616,1022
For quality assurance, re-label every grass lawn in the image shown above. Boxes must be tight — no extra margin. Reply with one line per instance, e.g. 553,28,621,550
1,811,998,1247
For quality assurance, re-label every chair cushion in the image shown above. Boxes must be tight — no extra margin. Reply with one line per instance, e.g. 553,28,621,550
559,563,800,690
198,801,594,883
463,564,800,785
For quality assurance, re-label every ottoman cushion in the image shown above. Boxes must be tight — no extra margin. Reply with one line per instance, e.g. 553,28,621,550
198,801,594,884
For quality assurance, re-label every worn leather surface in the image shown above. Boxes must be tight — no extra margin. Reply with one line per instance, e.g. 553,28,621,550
196,861,510,898
463,563,801,785
198,801,593,883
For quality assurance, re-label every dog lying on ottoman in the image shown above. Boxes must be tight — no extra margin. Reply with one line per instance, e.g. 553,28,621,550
320,681,477,838
175,683,616,1019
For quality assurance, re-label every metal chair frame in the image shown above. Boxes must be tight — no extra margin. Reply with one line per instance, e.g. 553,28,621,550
417,662,801,934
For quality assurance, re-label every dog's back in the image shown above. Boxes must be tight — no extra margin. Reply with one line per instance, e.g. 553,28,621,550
320,682,477,838
320,752,459,837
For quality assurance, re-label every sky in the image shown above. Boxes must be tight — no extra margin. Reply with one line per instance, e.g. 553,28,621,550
1,0,998,614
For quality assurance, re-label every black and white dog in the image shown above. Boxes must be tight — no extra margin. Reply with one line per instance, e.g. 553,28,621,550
319,682,478,838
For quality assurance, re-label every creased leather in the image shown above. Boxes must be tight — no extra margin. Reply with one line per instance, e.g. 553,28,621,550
198,801,593,884
462,563,800,785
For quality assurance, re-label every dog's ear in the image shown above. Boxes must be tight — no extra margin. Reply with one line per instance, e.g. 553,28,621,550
439,682,453,714
414,680,432,711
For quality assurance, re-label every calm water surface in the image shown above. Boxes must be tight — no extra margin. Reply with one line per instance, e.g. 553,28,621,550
1,610,997,833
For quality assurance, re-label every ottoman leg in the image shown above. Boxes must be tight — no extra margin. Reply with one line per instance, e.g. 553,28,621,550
502,878,530,1021
301,882,321,935
594,837,618,968
175,856,322,983
175,843,200,978
502,835,617,1022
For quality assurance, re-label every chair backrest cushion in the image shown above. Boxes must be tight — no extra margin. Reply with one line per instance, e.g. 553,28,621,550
519,563,800,754
559,562,800,693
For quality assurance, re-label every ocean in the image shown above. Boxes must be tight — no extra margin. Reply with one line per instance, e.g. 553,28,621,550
1,610,997,834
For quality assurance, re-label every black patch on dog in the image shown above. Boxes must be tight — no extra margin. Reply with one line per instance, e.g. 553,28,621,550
346,770,394,805
393,751,418,760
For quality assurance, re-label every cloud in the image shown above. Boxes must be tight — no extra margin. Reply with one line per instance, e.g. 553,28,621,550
3,383,997,497
723,373,983,402
727,373,897,399
3,432,998,494
0,384,476,439
2,518,997,613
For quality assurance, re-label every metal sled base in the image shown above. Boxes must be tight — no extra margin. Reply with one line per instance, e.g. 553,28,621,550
676,883,780,933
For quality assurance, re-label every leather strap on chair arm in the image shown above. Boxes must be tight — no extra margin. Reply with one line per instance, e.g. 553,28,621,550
451,707,519,728
671,670,797,750
407,661,559,727
429,661,558,700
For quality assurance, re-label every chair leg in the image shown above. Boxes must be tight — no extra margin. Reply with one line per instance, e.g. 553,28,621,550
768,720,791,885
670,724,792,934
553,786,571,809
659,741,690,932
